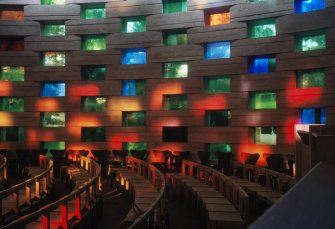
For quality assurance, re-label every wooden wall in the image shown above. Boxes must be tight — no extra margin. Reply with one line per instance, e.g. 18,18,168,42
0,0,335,165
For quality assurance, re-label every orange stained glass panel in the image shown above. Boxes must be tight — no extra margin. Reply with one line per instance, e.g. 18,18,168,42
0,8,24,21
209,12,230,26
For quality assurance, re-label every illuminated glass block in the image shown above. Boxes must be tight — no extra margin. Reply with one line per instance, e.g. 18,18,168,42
0,36,24,51
0,97,24,112
255,127,276,145
0,66,24,81
82,5,106,19
122,80,146,96
297,69,325,88
41,24,65,36
204,76,231,93
41,0,65,5
41,141,65,150
82,97,106,112
122,16,146,33
163,62,188,78
248,18,276,38
163,94,188,110
164,32,187,46
295,0,325,13
301,108,326,124
0,6,24,21
249,91,276,109
208,12,230,26
249,55,276,73
205,110,231,127
122,48,146,64
205,143,231,160
122,142,147,151
82,35,106,51
81,127,106,142
0,127,24,142
163,0,187,13
42,52,65,66
82,65,106,80
41,82,65,97
205,41,230,59
122,111,146,127
296,33,326,51
41,112,65,127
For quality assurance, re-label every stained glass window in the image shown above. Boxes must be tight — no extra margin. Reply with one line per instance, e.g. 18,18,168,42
0,66,24,81
0,97,24,112
82,35,106,50
82,4,106,19
255,127,276,145
163,62,188,78
163,94,188,110
41,52,65,66
301,108,326,124
163,0,187,14
82,65,106,80
205,143,231,160
41,112,65,127
122,16,146,33
122,111,146,127
296,33,326,51
41,82,65,97
81,127,106,142
205,41,231,59
0,6,24,21
205,110,231,127
0,127,24,142
41,0,65,5
164,32,187,46
296,69,325,88
249,91,276,109
204,76,231,93
295,0,325,13
122,48,146,64
122,80,146,96
82,97,106,112
248,18,276,38
41,24,65,36
249,55,276,74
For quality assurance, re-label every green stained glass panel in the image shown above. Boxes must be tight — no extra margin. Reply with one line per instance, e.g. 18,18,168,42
41,112,65,127
205,110,231,127
163,94,188,110
41,141,65,150
82,35,106,50
81,127,105,142
0,66,24,81
42,52,65,66
297,34,326,51
205,76,231,93
122,111,146,127
205,143,231,160
41,0,65,5
83,8,106,19
122,16,146,33
163,0,187,13
248,18,276,38
297,69,325,88
0,127,24,142
0,97,24,112
122,142,147,151
82,97,106,112
82,66,106,80
249,91,276,109
255,127,276,145
164,33,187,46
163,62,188,78
41,24,65,36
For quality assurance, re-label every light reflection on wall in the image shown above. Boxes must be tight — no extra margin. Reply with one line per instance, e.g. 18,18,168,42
35,98,60,111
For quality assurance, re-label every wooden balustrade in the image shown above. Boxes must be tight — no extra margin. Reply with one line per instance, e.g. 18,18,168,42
112,156,166,228
0,154,7,187
3,155,101,229
0,155,53,227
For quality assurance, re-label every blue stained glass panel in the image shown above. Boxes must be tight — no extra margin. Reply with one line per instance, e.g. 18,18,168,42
249,56,276,74
41,82,65,96
205,41,230,59
301,108,326,124
122,48,146,64
295,0,325,13
122,80,136,96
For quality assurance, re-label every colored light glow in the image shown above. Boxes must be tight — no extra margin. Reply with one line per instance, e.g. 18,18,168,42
0,113,13,125
122,48,146,65
150,81,183,110
205,41,230,60
286,78,322,107
283,117,297,144
295,0,325,13
35,98,60,110
68,84,100,96
0,37,24,51
209,12,230,26
237,144,272,166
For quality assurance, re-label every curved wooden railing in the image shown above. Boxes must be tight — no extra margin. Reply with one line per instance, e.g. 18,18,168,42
0,155,53,226
181,160,250,222
3,155,101,229
0,154,7,186
120,156,166,228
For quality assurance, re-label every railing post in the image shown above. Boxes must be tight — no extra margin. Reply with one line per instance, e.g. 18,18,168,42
25,185,31,206
42,211,50,229
35,180,40,199
75,194,82,220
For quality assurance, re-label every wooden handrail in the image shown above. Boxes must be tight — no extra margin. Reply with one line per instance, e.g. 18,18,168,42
3,155,101,229
0,154,7,185
233,161,296,193
122,156,166,228
0,155,53,226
